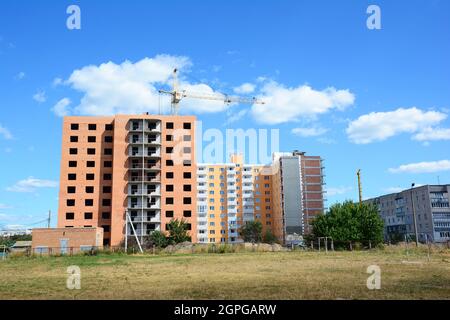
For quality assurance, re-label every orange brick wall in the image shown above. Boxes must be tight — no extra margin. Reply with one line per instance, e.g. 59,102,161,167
58,114,197,247
32,227,103,253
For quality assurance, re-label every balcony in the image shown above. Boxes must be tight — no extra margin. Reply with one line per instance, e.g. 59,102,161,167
128,202,161,210
128,137,161,145
129,176,161,184
129,164,161,171
129,189,161,197
129,150,161,158
129,121,161,133
197,184,207,191
128,213,161,224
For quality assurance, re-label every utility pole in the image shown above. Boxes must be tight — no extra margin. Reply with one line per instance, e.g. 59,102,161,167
47,210,51,228
125,210,128,252
357,169,362,205
410,183,419,247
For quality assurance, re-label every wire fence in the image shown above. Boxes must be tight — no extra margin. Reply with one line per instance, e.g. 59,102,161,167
1,239,449,259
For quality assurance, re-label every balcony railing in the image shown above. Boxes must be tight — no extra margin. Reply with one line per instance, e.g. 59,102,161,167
128,203,161,210
129,191,161,197
129,125,161,133
129,151,161,157
129,138,161,145
129,177,161,183
129,164,161,170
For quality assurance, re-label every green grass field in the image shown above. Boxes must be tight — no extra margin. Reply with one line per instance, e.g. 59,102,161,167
1,248,449,300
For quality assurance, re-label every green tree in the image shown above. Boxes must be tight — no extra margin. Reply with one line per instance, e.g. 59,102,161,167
167,219,191,244
149,230,168,248
263,229,277,244
239,220,263,243
311,201,384,246
0,234,32,247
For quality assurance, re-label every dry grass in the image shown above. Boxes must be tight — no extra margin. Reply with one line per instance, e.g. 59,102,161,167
1,248,449,300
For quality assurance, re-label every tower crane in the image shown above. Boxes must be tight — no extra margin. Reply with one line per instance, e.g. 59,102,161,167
159,68,265,115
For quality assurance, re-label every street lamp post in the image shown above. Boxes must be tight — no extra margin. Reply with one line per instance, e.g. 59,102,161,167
410,183,419,247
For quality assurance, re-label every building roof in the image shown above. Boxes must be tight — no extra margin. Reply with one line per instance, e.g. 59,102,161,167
12,241,32,248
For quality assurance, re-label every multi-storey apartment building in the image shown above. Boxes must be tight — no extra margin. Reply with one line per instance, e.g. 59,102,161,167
57,114,197,247
271,151,326,243
365,185,450,243
196,155,274,244
197,151,325,244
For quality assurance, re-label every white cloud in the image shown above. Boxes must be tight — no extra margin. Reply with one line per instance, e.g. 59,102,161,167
412,127,450,141
60,55,229,116
346,107,447,144
233,83,256,94
291,127,328,137
225,109,248,125
0,124,13,140
33,90,46,103
0,204,12,209
212,65,222,72
326,186,352,196
7,177,58,193
52,77,63,86
52,98,71,117
15,72,25,80
251,81,355,124
389,160,450,174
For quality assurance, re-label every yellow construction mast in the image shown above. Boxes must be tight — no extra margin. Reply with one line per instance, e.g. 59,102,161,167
357,169,362,205
159,68,265,115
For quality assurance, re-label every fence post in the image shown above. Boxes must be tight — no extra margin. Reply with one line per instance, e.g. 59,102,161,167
318,239,321,252
325,237,328,254
349,241,353,251
405,234,409,257
369,241,372,249
311,241,314,251
331,239,334,251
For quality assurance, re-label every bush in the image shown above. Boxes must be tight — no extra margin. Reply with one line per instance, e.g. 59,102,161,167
149,231,168,248
239,221,263,243
263,230,278,244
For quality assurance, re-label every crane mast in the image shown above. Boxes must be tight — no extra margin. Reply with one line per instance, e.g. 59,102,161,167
357,169,362,205
159,69,265,115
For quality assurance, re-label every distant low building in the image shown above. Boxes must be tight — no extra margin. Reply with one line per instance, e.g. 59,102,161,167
0,230,32,237
10,241,32,253
365,185,450,243
31,227,104,254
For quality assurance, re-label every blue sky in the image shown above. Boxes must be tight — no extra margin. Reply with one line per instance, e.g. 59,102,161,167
1,0,449,229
